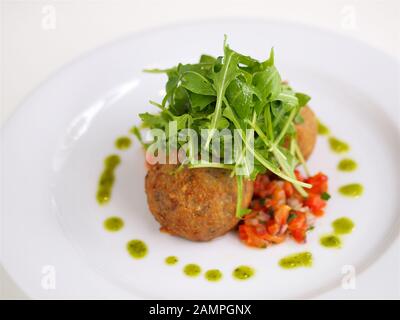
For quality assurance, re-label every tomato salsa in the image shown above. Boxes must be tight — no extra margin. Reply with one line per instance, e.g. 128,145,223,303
238,170,329,248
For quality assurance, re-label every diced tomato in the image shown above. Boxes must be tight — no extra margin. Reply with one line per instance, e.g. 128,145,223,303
239,224,268,248
265,181,278,197
274,205,290,226
312,209,325,217
287,211,307,243
239,170,329,248
266,220,280,235
272,186,286,205
305,193,326,215
290,228,306,243
264,199,275,208
288,211,306,230
253,175,271,198
250,199,263,211
238,224,247,238
263,232,286,244
305,172,328,194
283,181,294,197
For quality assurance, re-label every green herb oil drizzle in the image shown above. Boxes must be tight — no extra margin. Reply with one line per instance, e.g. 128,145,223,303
165,256,179,265
96,155,121,205
232,266,255,280
127,240,148,259
337,158,357,172
317,121,330,135
329,137,350,153
338,183,363,198
320,234,342,248
279,252,313,269
183,264,201,277
332,217,355,235
115,136,131,150
103,216,124,232
205,269,223,282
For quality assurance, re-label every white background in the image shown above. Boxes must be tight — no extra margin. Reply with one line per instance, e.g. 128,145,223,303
1,0,399,299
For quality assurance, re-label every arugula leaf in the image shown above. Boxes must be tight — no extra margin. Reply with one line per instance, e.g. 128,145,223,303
170,86,190,115
139,112,168,128
199,54,216,64
190,92,216,110
261,48,275,69
252,66,282,102
296,92,311,107
181,71,215,96
172,114,191,130
205,40,240,147
276,89,298,107
226,77,257,119
216,117,230,129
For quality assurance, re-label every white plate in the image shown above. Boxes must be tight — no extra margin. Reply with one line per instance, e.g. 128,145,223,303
1,19,399,299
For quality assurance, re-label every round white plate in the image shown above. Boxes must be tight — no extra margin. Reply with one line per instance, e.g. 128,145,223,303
1,19,399,299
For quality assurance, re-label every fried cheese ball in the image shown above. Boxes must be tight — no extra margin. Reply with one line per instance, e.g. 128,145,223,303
295,106,318,160
145,164,254,241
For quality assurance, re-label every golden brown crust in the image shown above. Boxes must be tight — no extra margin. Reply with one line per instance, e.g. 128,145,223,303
145,164,253,241
295,106,318,160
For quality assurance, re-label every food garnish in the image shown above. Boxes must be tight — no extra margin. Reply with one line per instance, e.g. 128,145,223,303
332,217,355,235
232,265,255,280
239,170,329,248
279,252,313,269
103,216,124,232
338,183,363,198
337,158,357,172
96,154,121,205
137,36,312,217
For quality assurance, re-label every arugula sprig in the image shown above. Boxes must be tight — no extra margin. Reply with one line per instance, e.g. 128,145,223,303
139,37,312,217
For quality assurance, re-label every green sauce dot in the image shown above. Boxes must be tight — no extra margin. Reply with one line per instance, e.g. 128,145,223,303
183,264,201,277
205,269,223,282
279,252,313,269
127,240,148,259
317,121,330,135
232,266,254,280
115,136,131,150
165,256,179,265
332,217,355,235
338,183,363,198
329,137,350,153
337,158,357,172
320,234,342,248
104,217,124,232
